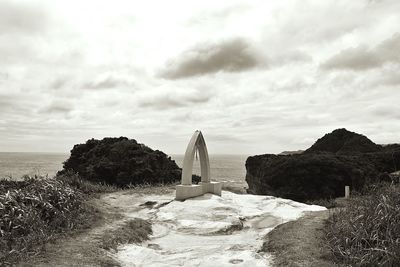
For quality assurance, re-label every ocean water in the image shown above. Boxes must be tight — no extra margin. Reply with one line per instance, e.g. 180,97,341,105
171,154,249,188
0,152,249,188
0,152,69,179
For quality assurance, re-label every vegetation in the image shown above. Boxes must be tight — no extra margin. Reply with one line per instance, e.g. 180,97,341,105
305,198,338,209
56,170,117,195
0,137,180,265
305,128,382,154
100,219,152,251
0,176,100,265
326,183,400,266
246,128,400,202
59,137,181,187
262,211,336,267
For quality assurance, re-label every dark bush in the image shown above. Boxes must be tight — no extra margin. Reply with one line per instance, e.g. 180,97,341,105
246,129,400,201
305,128,382,154
59,137,181,187
192,174,201,184
246,153,381,201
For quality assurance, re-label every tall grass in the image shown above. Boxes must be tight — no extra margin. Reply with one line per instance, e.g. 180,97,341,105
325,183,400,266
56,171,117,195
0,176,98,265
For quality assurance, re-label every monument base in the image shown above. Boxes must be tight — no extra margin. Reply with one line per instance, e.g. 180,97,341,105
176,182,222,200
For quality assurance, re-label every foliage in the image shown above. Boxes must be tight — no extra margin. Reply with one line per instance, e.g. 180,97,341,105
100,218,152,251
305,198,338,209
246,153,381,201
59,137,181,187
305,128,382,154
325,183,400,266
56,170,117,195
0,176,95,265
246,129,400,202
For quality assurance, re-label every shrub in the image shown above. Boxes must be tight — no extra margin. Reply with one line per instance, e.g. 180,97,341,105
59,137,181,187
0,176,95,265
305,128,382,154
325,183,400,266
246,128,400,202
246,153,380,201
56,171,117,195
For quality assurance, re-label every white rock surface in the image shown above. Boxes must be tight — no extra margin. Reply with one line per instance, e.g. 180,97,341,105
115,191,326,267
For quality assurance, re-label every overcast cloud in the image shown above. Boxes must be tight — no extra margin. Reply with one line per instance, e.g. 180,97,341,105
160,38,262,79
322,33,400,70
0,0,399,155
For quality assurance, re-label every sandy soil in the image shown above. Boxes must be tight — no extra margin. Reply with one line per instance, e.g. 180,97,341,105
262,210,342,267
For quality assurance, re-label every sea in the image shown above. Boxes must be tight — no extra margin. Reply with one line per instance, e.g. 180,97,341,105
0,152,249,188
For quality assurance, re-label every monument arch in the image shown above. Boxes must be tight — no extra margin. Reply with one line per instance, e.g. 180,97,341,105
176,130,222,200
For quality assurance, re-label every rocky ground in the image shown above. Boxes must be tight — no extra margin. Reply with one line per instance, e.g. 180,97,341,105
24,187,326,267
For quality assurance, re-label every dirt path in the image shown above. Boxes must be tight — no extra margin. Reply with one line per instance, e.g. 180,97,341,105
22,188,333,267
261,210,340,267
22,187,175,267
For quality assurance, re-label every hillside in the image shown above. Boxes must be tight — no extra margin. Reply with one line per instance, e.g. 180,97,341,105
246,129,400,201
305,128,382,154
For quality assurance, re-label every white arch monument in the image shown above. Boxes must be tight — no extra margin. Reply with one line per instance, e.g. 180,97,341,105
176,130,222,200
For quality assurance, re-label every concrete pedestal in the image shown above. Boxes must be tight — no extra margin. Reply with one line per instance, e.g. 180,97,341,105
176,182,222,200
200,181,222,196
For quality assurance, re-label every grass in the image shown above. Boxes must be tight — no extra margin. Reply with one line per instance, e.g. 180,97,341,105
56,171,118,195
0,172,122,266
100,218,152,251
306,198,338,209
325,183,400,266
0,167,175,266
0,176,102,265
261,211,337,267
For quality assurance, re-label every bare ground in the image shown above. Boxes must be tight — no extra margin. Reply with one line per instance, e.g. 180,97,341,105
261,210,342,267
20,186,175,267
19,187,338,267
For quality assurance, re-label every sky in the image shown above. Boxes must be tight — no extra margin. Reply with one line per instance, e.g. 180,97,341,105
0,0,399,155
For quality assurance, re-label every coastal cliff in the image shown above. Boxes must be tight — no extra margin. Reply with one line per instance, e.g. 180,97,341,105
246,129,400,201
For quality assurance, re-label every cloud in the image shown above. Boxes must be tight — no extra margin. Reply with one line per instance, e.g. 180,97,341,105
0,72,9,82
321,33,400,71
139,90,212,110
380,74,400,86
0,95,15,112
1,0,400,154
39,100,73,115
50,77,69,90
187,4,251,26
270,50,313,67
0,1,48,35
81,77,132,90
160,38,262,79
206,133,244,142
370,103,400,119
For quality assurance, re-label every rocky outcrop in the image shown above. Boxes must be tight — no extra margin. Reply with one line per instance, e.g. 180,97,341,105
59,137,181,186
246,129,400,201
305,128,382,154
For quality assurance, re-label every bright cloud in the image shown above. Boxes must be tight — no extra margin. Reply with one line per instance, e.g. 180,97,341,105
0,0,399,154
